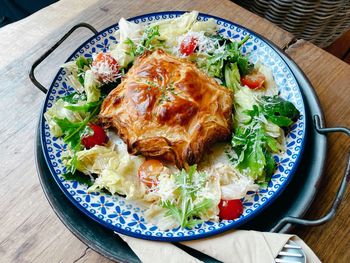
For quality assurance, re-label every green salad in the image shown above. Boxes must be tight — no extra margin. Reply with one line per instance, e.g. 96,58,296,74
45,11,300,229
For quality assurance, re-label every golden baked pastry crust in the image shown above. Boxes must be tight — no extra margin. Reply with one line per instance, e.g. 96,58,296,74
99,49,233,167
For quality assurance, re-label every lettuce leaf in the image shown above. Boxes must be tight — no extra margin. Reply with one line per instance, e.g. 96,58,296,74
260,96,300,127
116,17,143,43
134,25,161,56
44,99,85,137
144,204,179,231
191,18,217,34
84,69,101,102
64,100,101,113
224,62,241,92
160,165,215,228
154,11,198,46
61,56,92,93
76,56,92,86
51,99,102,176
199,35,253,79
231,123,266,181
110,18,144,67
83,145,146,199
231,93,298,184
255,63,278,96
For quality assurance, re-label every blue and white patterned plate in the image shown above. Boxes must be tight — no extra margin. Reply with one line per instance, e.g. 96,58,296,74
40,12,306,241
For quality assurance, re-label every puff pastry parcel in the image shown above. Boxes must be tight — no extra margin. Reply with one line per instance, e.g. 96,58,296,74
99,49,233,168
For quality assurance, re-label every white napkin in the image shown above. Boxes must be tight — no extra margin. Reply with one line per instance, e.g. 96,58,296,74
119,230,321,263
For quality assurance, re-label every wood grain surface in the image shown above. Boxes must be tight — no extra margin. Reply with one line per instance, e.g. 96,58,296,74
286,40,350,263
325,29,350,64
0,0,348,262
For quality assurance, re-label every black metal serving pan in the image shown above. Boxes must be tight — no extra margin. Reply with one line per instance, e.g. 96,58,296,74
33,23,350,262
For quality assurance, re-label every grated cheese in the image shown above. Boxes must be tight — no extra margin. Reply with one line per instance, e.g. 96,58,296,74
173,31,220,57
91,53,121,84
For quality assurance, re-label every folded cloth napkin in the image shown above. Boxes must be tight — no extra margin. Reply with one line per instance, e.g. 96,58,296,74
118,230,321,263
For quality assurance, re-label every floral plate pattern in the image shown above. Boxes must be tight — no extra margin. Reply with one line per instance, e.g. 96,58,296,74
40,12,306,241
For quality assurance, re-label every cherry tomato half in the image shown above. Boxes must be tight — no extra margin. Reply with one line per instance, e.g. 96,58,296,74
180,36,198,56
138,159,164,187
218,199,243,220
92,52,119,83
81,124,108,149
240,71,266,90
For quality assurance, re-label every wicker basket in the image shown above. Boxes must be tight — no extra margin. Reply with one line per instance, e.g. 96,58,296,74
233,0,350,47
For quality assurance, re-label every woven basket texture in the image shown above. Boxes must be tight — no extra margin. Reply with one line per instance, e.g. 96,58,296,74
233,0,350,47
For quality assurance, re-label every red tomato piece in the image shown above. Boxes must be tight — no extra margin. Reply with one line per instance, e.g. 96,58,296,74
180,36,198,56
138,159,164,187
218,199,243,220
81,124,108,149
240,71,266,90
92,52,119,83
93,52,118,67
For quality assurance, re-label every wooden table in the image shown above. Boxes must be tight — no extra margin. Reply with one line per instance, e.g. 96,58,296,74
0,0,349,262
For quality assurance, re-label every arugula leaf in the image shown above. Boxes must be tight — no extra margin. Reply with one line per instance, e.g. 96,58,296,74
54,99,101,151
122,26,164,68
161,165,213,228
62,151,78,174
260,96,300,127
53,117,86,150
231,123,266,181
190,198,213,217
264,151,276,183
237,56,254,76
63,171,93,187
242,105,260,124
231,94,299,183
225,40,254,76
231,103,283,183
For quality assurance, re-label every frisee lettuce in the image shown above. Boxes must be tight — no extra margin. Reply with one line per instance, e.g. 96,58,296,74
44,98,85,137
53,99,102,175
160,165,213,228
124,25,163,62
198,35,253,79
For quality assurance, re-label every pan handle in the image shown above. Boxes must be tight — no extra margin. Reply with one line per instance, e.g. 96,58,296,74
29,23,98,94
271,115,350,233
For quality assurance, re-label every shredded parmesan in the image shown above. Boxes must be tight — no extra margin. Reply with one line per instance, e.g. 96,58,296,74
173,31,220,57
91,53,121,83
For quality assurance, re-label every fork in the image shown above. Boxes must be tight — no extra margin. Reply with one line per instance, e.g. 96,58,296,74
275,240,306,263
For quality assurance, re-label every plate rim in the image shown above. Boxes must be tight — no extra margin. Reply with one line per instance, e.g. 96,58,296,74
39,11,307,241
